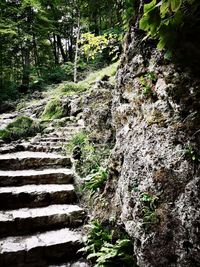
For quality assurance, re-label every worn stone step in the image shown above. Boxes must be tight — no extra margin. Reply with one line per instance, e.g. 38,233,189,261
0,184,76,210
39,137,68,142
31,142,65,147
27,145,63,153
0,151,71,170
61,127,84,133
0,228,83,266
0,168,74,187
49,260,90,267
0,204,86,237
42,132,74,139
0,145,17,155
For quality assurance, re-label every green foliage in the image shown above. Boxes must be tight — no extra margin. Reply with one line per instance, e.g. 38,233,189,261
185,145,200,163
93,239,134,267
122,0,135,30
80,32,121,62
84,168,108,194
0,116,41,141
139,72,157,97
139,0,200,52
67,131,89,153
41,98,63,120
83,62,119,86
0,82,19,104
44,64,74,84
60,82,88,95
81,220,112,254
140,192,159,231
66,131,111,178
80,220,135,267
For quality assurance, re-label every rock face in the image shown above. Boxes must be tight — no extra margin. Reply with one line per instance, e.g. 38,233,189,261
109,20,200,267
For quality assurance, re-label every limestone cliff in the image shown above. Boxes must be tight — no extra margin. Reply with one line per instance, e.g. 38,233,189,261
108,9,200,267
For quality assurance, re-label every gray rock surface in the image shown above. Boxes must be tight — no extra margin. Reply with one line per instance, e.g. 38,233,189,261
106,24,200,267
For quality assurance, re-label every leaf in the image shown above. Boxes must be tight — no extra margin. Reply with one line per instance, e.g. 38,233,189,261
160,1,170,18
144,0,157,13
157,37,166,50
170,0,182,12
139,15,150,31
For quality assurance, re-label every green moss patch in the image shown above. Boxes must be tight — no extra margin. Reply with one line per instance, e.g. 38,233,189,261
0,116,41,141
41,98,63,120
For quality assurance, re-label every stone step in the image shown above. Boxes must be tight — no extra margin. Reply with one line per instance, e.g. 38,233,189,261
42,132,74,138
0,151,71,170
49,260,90,267
0,184,76,210
31,142,65,147
0,168,74,186
0,145,17,154
61,127,84,133
0,228,83,266
33,137,67,143
0,204,85,237
27,145,63,153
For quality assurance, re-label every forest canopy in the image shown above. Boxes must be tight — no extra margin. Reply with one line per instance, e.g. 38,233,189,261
0,0,132,102
1,0,199,103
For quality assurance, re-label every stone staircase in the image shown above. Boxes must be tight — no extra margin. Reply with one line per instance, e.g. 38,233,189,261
27,121,84,154
0,141,87,266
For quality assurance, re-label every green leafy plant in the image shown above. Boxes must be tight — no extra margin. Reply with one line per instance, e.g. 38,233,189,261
139,0,200,52
80,220,135,267
185,145,200,163
80,32,121,62
140,192,159,231
66,131,89,153
93,239,134,267
139,71,157,97
84,168,108,194
41,98,63,120
66,131,111,177
0,116,41,141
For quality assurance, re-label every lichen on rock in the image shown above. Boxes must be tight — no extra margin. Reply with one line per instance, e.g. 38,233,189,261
106,22,200,267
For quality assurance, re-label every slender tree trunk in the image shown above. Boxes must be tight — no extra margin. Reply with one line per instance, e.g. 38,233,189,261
74,10,80,83
57,35,68,63
0,34,3,90
53,33,59,64
33,33,40,76
22,45,31,88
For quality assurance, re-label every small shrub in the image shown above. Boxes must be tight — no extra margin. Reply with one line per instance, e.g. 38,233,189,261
0,116,41,141
140,192,159,231
46,65,68,84
66,131,89,153
84,168,108,194
185,145,200,163
80,220,135,267
41,98,63,120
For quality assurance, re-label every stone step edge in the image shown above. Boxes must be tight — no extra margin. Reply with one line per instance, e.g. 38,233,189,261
0,204,86,237
0,228,84,266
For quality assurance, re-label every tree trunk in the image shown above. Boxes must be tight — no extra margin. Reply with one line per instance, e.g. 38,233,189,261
22,45,31,88
57,35,68,63
53,33,59,65
74,11,80,83
0,34,3,90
